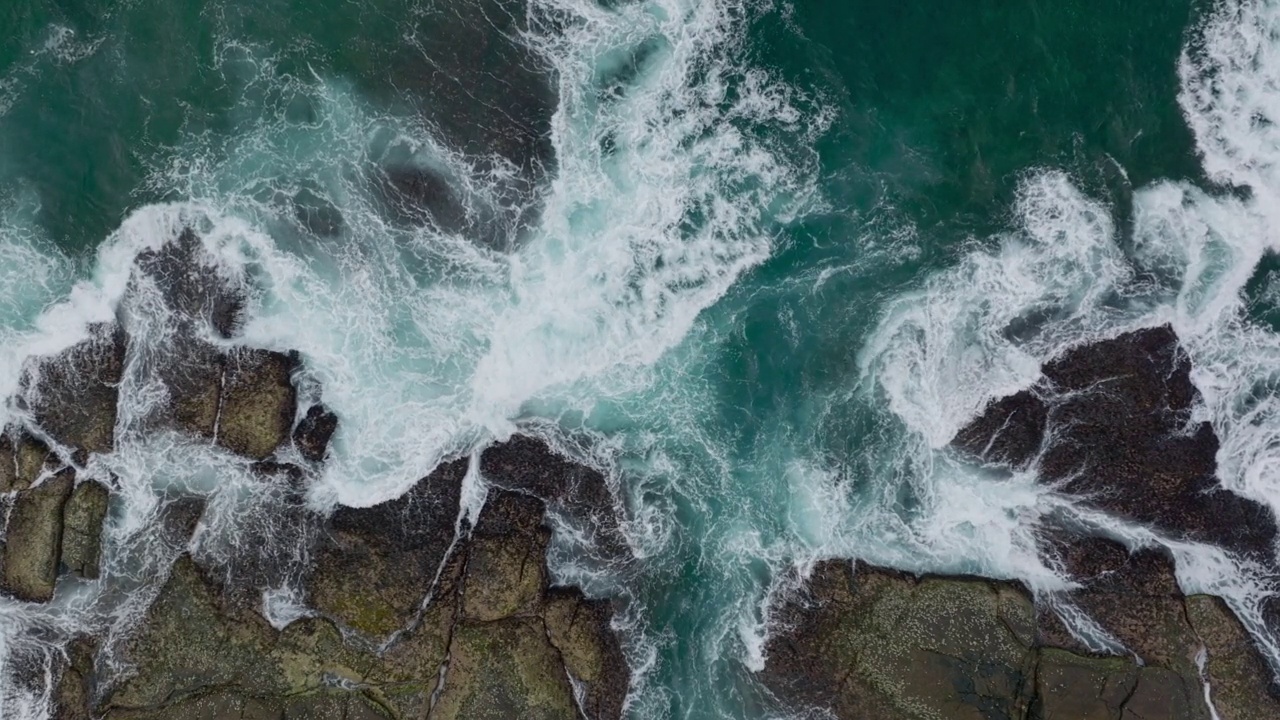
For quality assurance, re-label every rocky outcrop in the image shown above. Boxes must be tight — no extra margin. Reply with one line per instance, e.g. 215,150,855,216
954,325,1278,559
1,469,113,602
61,478,110,579
89,469,630,720
1,469,75,602
481,436,627,559
22,324,125,458
216,349,298,460
308,457,466,637
761,556,1280,720
0,427,52,493
127,228,301,461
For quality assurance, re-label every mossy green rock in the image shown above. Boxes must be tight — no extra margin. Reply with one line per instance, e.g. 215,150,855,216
430,618,579,720
0,428,52,493
1186,594,1280,720
108,556,287,709
762,560,1219,720
1,469,75,602
61,479,110,578
216,349,297,460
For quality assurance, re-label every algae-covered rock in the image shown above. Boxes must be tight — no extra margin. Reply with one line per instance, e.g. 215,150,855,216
293,404,338,463
101,439,633,720
215,349,298,460
61,479,110,579
308,457,466,636
54,636,97,720
462,492,549,622
0,428,53,493
1,468,75,602
431,618,579,720
955,326,1277,561
1186,594,1280,720
1032,648,1137,720
108,555,285,710
761,559,1220,720
104,690,393,720
23,324,125,457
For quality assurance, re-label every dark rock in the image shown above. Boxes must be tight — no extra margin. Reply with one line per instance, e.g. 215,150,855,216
481,436,627,559
160,339,225,439
53,636,97,720
955,326,1278,560
430,618,579,720
0,469,75,602
98,437,631,720
952,391,1047,469
23,324,125,457
133,228,245,340
0,427,53,493
61,479,110,579
307,457,467,636
376,164,468,231
462,492,550,622
1186,595,1280,719
215,349,298,460
159,496,206,547
292,404,338,463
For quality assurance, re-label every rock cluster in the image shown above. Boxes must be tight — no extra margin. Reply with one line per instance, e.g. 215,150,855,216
763,554,1280,720
92,441,629,720
953,325,1277,558
0,429,110,602
764,325,1280,719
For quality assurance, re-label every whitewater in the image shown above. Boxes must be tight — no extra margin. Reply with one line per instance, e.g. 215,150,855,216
4,0,1280,717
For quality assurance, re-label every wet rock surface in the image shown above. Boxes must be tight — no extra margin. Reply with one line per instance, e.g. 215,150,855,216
0,427,52,493
761,557,1280,720
293,403,339,463
61,478,111,579
22,324,125,458
68,437,632,720
955,325,1278,558
481,436,628,559
216,349,299,460
1,468,75,602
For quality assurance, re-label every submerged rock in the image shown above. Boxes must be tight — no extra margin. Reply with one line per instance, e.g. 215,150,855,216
762,557,1280,720
307,456,466,637
133,227,246,340
1,469,75,602
61,478,110,579
955,325,1278,560
389,0,555,178
23,324,125,458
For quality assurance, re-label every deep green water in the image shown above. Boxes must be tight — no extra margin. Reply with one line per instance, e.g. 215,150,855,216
3,0,1277,717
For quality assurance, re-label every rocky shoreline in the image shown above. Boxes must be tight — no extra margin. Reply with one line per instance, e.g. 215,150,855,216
762,326,1280,719
4,231,1280,720
0,229,633,720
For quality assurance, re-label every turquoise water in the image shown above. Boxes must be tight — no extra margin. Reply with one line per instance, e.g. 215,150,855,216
5,0,1280,717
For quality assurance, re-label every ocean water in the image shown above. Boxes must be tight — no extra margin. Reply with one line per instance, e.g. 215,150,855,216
4,0,1280,717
